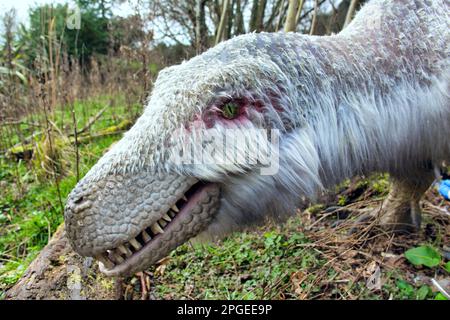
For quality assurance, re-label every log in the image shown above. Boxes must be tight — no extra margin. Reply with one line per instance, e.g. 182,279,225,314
5,224,117,300
71,105,109,136
4,119,132,161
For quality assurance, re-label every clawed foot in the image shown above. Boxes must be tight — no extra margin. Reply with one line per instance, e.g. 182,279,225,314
330,174,434,236
332,201,422,235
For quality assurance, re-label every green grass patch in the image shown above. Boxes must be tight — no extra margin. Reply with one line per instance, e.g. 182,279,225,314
0,96,130,293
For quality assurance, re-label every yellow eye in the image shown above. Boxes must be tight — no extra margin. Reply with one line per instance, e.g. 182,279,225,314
222,102,239,119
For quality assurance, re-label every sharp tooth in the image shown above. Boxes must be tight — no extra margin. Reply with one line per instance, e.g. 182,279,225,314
159,219,167,228
110,252,124,264
151,222,165,234
129,238,142,250
182,195,188,201
118,245,132,256
96,253,114,269
162,213,172,221
142,230,152,242
145,227,154,236
168,211,176,218
171,205,179,213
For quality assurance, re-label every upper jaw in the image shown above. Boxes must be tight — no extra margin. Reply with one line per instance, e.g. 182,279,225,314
64,172,197,257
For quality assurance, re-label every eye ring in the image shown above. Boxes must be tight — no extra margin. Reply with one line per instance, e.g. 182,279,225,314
221,102,239,119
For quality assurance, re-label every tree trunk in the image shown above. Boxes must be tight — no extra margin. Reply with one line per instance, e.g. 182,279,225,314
343,0,359,28
275,0,287,31
294,0,305,26
284,0,300,32
225,0,236,40
248,0,259,32
233,0,245,35
5,224,117,300
195,0,208,54
255,0,267,32
309,0,319,35
215,0,230,45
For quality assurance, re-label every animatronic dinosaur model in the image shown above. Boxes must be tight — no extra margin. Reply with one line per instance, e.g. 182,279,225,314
65,0,449,277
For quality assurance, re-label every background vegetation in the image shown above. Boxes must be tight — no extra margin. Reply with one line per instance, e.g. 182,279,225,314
0,0,448,300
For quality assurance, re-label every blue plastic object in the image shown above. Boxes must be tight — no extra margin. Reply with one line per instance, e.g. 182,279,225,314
438,180,450,200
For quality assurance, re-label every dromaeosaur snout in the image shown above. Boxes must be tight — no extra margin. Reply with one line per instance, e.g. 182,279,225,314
65,171,220,276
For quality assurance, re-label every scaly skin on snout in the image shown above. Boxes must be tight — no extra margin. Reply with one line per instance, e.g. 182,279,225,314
65,169,220,276
65,172,194,255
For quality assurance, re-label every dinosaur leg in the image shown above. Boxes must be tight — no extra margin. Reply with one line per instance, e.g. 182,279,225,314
349,172,435,234
377,174,435,232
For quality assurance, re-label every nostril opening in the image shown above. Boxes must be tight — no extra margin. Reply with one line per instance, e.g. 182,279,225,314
74,196,84,204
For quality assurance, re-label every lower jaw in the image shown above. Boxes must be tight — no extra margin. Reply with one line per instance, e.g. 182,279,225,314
99,183,220,277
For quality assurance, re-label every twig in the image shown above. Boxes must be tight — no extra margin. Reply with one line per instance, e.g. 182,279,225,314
298,0,326,22
137,272,149,300
114,277,124,300
47,119,64,137
71,107,80,182
1,120,43,128
73,105,108,136
431,278,450,299
423,202,450,217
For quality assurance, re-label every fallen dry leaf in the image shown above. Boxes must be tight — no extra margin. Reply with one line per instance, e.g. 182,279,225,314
366,264,382,291
291,271,307,297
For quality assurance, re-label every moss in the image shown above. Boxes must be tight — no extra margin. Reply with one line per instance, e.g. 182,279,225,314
337,195,348,206
31,132,72,181
306,204,325,215
96,119,132,135
58,255,68,265
7,143,34,161
100,278,114,290
67,272,82,288
355,179,369,190
9,144,30,154
371,173,390,195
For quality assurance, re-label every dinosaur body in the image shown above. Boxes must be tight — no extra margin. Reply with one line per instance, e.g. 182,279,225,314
65,0,449,277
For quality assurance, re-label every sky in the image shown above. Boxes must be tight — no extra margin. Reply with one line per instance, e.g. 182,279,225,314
1,0,67,25
0,0,135,25
0,0,341,45
0,0,187,45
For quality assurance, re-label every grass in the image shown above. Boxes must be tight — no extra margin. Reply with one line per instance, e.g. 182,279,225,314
138,210,447,300
150,222,325,300
0,96,137,294
0,97,448,300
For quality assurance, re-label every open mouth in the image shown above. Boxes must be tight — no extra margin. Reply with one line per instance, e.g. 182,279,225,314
95,180,219,276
